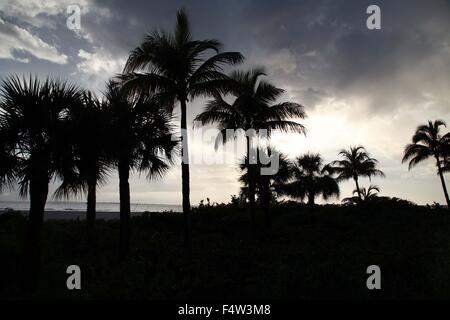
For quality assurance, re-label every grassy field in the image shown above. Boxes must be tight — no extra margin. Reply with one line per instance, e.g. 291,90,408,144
1,202,450,299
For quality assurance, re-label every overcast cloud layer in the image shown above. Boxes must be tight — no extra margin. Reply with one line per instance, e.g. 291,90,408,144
0,0,449,205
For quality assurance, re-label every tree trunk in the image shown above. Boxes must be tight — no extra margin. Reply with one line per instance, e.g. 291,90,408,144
118,158,131,261
22,174,48,293
307,192,316,223
307,192,315,209
354,176,362,202
261,179,271,228
436,157,450,208
246,135,256,226
180,98,191,250
86,176,96,243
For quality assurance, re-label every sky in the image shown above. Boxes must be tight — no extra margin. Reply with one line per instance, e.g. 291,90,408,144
0,0,449,205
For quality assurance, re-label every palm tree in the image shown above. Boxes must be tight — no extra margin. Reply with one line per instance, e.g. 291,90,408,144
105,82,177,260
0,75,81,291
121,8,243,248
195,68,306,224
239,148,291,226
0,132,18,193
402,120,450,208
330,146,385,202
443,153,450,173
279,153,340,209
55,91,111,241
442,138,450,173
342,184,380,205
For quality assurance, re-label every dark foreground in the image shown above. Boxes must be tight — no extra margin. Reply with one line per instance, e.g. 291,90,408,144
1,202,450,299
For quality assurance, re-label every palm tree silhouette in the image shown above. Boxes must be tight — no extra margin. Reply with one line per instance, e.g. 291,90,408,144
195,67,306,225
0,75,81,291
279,153,340,210
239,148,291,226
402,120,450,208
443,152,450,173
121,8,243,248
105,82,177,260
54,91,111,241
342,184,380,205
330,146,385,202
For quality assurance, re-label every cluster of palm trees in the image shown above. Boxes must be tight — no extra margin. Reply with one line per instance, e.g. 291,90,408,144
237,146,385,221
0,76,178,290
0,8,448,293
0,8,307,291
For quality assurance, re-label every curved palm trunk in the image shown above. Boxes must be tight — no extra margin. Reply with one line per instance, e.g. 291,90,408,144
354,176,362,202
118,158,131,261
180,99,191,249
246,135,256,226
86,176,96,243
436,157,450,208
22,173,48,293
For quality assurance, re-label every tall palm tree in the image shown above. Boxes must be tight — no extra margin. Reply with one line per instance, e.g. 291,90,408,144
0,75,81,291
195,68,306,224
342,184,380,205
55,91,111,241
239,148,291,226
121,8,243,247
279,153,340,209
105,82,177,260
402,120,450,208
330,146,385,202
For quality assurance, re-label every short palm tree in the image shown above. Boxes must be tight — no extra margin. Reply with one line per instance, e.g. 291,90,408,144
195,68,306,224
342,184,380,205
279,153,340,209
105,82,177,260
55,91,111,240
0,75,81,291
402,120,450,208
239,148,291,225
121,8,243,247
330,146,385,202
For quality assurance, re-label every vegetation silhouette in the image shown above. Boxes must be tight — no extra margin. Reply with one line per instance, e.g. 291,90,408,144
54,90,111,243
0,75,81,292
239,148,292,227
0,7,449,298
195,67,306,226
342,184,380,205
120,8,244,249
105,81,177,260
278,153,340,212
329,146,385,202
402,120,450,208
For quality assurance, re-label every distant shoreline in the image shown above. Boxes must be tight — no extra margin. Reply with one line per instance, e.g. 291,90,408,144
0,210,180,221
0,200,182,215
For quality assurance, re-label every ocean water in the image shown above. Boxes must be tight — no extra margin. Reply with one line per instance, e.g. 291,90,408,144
0,201,182,213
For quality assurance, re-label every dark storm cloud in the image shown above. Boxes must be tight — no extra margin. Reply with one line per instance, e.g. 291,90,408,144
3,0,448,112
81,0,449,114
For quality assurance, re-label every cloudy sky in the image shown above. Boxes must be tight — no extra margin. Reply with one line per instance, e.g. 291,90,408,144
0,0,449,205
